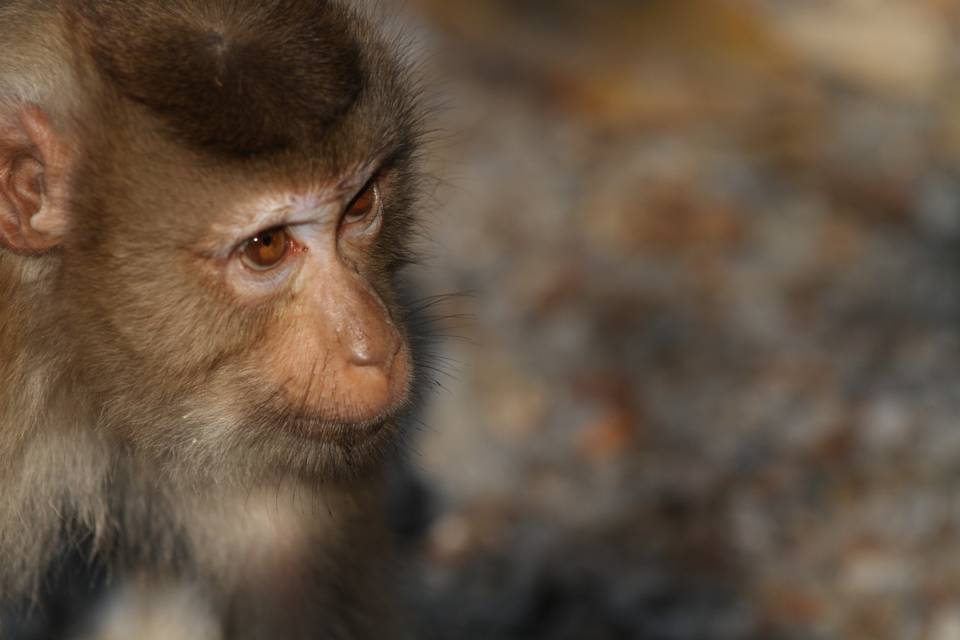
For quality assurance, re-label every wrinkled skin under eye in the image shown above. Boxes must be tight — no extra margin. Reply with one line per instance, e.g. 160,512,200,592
242,227,289,271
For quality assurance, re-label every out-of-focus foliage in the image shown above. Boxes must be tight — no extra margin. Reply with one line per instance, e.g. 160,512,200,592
399,1,960,639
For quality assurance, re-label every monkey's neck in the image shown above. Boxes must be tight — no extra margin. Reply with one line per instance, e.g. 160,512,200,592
0,419,390,601
0,258,47,437
0,256,24,368
0,261,80,463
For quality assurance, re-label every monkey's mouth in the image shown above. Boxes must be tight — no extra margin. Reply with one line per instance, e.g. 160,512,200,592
297,414,393,444
247,402,400,448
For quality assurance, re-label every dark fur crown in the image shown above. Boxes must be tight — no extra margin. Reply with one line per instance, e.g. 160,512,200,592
71,0,365,156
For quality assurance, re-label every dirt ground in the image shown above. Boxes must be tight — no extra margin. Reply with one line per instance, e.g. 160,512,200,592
394,2,960,639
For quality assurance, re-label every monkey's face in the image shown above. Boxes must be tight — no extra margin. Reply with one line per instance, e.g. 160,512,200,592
54,150,421,480
201,169,414,439
17,163,420,480
223,182,413,433
0,0,425,481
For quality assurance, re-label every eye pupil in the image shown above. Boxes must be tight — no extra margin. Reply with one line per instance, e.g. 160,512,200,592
243,227,288,270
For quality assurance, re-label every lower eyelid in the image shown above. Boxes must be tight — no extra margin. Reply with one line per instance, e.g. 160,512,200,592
236,259,297,292
230,242,303,292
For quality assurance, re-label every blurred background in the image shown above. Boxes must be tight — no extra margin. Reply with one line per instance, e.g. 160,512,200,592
388,1,960,639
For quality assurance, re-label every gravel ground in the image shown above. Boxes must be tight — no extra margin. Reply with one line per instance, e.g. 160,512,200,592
393,2,960,639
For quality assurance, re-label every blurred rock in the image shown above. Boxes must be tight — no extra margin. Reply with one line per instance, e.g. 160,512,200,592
393,0,960,638
930,609,960,640
776,2,950,101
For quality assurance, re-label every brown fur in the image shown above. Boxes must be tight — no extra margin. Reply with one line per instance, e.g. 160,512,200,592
71,0,365,156
0,1,427,637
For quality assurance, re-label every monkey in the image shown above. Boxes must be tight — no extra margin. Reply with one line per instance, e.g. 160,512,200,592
0,0,430,637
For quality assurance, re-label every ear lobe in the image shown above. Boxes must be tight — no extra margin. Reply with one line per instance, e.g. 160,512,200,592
0,105,72,255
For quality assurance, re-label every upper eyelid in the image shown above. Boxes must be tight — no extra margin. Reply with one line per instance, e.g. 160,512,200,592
234,224,281,255
343,168,385,211
233,171,383,245
205,162,395,258
338,147,403,198
231,212,324,257
232,214,293,251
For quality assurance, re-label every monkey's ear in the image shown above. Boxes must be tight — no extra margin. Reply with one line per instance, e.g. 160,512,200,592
0,105,72,255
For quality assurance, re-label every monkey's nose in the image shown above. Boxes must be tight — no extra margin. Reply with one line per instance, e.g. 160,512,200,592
312,263,409,421
337,324,408,423
342,323,399,371
333,287,394,370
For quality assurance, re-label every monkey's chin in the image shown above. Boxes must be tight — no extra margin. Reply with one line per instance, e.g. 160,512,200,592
206,409,400,484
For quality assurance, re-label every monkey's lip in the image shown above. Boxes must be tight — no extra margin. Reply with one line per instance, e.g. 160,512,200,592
272,409,397,445
250,380,411,445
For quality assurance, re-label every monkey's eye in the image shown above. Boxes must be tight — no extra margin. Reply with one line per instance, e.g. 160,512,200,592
343,182,381,226
241,227,290,271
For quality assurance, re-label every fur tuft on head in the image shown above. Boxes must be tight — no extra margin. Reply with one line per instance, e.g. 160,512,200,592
70,0,365,156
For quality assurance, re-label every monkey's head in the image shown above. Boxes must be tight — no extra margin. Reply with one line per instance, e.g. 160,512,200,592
0,0,427,482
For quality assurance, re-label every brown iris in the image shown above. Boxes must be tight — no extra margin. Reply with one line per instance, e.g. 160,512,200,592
344,182,379,225
242,227,289,270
